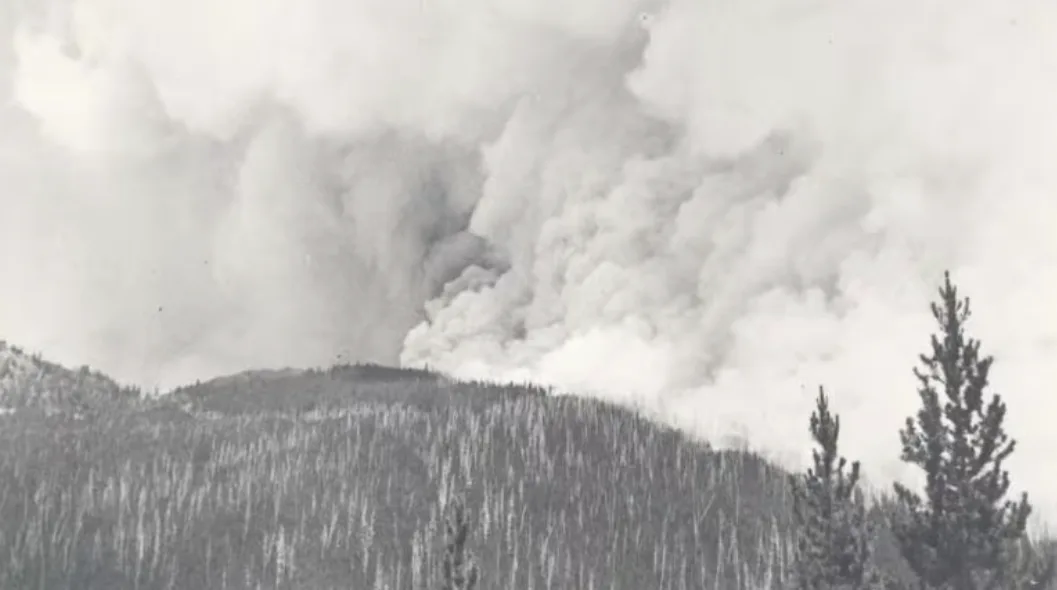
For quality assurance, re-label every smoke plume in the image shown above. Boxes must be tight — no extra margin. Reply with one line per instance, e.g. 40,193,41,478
2,0,1056,522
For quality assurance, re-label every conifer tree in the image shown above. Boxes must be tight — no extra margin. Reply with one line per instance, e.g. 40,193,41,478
791,386,883,590
439,496,478,590
892,271,1053,590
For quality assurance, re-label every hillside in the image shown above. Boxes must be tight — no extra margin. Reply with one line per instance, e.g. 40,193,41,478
0,346,1036,589
0,341,141,416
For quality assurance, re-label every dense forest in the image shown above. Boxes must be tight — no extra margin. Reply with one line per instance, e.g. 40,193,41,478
0,273,1052,589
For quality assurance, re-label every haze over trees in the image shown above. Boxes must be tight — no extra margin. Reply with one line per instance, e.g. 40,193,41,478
0,274,1053,589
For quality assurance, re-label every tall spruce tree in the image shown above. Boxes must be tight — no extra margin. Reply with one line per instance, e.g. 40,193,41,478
892,271,1052,590
439,496,478,590
791,386,883,590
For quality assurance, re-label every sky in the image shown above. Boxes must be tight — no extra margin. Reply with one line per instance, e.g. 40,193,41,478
2,0,1056,524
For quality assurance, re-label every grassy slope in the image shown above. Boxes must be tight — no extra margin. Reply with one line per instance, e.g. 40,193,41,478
0,359,1047,589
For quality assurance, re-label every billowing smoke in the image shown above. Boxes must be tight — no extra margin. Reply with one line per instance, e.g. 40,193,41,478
3,0,1056,523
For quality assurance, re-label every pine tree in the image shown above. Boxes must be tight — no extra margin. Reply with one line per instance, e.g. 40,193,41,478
791,386,883,590
439,496,478,590
892,271,1053,590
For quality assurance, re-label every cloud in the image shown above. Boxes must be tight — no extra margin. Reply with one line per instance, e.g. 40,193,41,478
2,0,1056,522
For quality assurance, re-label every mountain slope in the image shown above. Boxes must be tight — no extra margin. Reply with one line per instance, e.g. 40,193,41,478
0,350,807,589
0,341,141,414
0,345,1006,590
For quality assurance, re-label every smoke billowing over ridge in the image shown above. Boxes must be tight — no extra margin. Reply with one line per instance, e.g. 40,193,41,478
2,0,1056,522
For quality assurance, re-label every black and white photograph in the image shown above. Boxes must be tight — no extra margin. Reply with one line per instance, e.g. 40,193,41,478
0,0,1055,588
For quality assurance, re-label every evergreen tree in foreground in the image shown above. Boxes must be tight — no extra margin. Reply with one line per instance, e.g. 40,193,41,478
439,496,478,590
892,271,1054,590
791,386,883,590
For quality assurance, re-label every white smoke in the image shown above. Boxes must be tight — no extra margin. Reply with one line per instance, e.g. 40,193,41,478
2,0,1057,523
